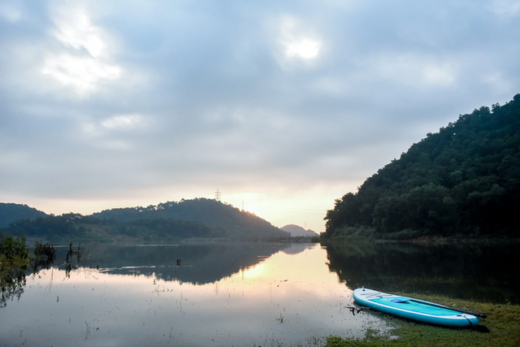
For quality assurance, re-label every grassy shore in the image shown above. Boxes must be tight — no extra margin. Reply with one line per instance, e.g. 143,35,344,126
326,293,520,347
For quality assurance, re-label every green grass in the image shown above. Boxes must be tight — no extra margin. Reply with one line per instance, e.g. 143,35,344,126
326,293,520,347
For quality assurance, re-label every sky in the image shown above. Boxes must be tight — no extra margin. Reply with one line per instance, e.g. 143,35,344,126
1,0,519,232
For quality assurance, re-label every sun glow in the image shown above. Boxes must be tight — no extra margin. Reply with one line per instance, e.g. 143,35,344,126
285,38,321,59
278,16,322,61
242,203,263,217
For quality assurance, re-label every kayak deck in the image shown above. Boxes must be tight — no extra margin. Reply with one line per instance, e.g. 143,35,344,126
353,288,479,327
370,296,462,316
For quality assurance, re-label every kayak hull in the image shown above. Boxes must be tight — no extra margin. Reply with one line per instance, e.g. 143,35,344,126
353,288,479,327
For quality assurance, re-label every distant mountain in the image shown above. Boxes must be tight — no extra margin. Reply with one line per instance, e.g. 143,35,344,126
281,224,318,237
93,198,289,239
0,203,47,228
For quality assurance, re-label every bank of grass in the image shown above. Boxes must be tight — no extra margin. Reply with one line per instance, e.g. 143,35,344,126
326,293,520,347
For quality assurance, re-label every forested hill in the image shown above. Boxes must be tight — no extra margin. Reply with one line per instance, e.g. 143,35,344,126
0,203,47,228
3,199,288,242
324,94,520,239
93,198,288,239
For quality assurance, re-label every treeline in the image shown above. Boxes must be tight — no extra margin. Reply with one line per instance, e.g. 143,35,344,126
6,213,219,242
93,198,288,239
324,94,520,239
2,198,288,243
0,203,46,228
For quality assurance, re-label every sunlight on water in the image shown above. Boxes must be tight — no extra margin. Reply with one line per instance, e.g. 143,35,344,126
0,244,386,347
242,262,266,279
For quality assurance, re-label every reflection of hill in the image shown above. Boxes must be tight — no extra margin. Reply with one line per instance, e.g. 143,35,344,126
325,241,520,304
281,243,314,255
69,243,288,285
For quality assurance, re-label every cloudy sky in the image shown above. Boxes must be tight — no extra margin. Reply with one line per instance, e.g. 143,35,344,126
1,0,519,232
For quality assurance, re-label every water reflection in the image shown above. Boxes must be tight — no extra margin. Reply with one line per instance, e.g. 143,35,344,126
281,243,315,255
64,243,81,278
4,240,517,346
325,241,520,304
0,266,26,308
1,242,59,308
73,243,291,284
0,244,382,347
1,242,295,308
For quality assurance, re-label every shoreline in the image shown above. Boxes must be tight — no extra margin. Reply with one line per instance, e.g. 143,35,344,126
326,292,520,346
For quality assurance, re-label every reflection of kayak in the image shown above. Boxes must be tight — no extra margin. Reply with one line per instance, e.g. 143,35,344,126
353,288,480,327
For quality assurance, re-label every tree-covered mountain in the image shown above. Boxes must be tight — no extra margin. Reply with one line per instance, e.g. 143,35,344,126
3,199,288,243
93,198,288,239
324,94,520,239
0,203,47,228
7,213,219,243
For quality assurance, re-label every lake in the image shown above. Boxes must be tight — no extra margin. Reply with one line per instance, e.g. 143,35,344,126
1,241,519,346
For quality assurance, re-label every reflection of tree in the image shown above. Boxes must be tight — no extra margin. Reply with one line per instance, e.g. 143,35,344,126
1,242,283,305
1,242,60,308
325,241,520,303
77,243,288,285
30,242,57,273
64,243,81,278
0,267,26,308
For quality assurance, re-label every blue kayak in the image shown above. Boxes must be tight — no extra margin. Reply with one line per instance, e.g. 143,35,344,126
353,288,479,327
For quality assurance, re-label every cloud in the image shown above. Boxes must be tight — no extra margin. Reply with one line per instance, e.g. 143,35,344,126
491,0,520,17
101,114,143,130
51,4,105,58
373,54,456,88
0,2,21,22
1,0,519,231
41,54,121,96
41,2,122,96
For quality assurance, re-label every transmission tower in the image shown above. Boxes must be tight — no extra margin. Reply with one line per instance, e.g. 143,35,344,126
215,189,221,201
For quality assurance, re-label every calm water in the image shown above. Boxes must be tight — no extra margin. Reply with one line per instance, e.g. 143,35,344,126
1,241,519,346
0,243,381,347
325,241,520,304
